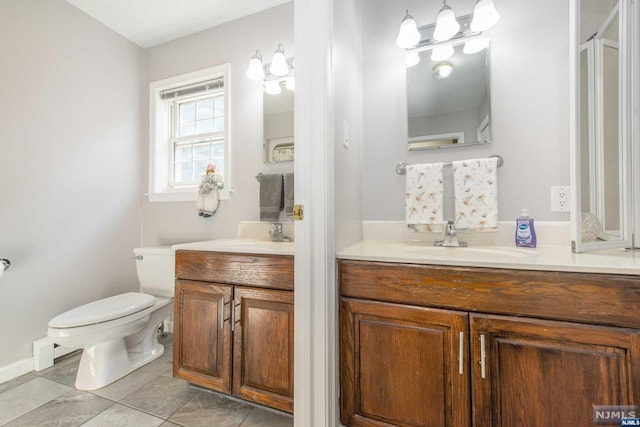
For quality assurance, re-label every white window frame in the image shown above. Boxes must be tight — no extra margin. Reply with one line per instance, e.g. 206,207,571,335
148,64,231,202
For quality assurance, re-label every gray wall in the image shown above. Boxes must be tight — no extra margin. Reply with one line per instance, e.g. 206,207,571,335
142,4,294,246
362,0,571,222
334,0,364,251
0,0,143,367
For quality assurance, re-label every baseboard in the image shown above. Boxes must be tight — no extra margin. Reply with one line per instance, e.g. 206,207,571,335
0,357,33,385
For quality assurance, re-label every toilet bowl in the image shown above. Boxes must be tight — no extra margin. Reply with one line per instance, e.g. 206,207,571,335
47,247,175,390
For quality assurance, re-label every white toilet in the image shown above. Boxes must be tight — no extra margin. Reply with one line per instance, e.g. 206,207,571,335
47,247,175,391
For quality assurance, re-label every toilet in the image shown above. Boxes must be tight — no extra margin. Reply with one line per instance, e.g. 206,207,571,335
47,247,175,391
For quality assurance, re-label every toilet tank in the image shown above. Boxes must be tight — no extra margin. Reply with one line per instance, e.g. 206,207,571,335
133,247,175,297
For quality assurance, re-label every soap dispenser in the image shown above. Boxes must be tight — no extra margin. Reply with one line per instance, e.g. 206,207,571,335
515,209,537,248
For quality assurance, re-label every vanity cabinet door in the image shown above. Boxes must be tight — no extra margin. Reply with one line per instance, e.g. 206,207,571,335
340,298,470,427
173,280,233,393
470,314,640,427
233,287,294,413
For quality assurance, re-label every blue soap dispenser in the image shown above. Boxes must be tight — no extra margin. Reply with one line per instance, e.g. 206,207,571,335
515,209,537,248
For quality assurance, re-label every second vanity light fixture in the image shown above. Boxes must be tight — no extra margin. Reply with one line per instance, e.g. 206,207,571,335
396,0,500,49
246,44,295,95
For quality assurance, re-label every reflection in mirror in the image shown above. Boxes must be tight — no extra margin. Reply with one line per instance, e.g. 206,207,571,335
572,0,633,252
263,83,294,163
407,41,490,150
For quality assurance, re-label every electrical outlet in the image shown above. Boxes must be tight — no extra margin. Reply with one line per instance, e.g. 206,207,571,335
551,186,570,212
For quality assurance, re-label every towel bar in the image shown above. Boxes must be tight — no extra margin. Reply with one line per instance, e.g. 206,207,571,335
396,154,504,175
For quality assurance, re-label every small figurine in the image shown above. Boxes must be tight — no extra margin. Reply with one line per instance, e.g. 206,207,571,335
197,164,224,217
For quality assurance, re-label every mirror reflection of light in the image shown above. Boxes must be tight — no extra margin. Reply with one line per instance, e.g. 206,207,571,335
406,52,420,68
285,77,295,91
432,62,453,80
463,37,490,54
264,80,282,95
431,45,454,61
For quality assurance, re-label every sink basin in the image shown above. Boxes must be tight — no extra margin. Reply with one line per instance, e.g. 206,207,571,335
404,244,537,261
173,239,294,255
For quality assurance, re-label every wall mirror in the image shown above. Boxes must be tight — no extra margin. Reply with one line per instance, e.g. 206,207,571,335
263,83,294,163
570,0,635,252
406,16,491,151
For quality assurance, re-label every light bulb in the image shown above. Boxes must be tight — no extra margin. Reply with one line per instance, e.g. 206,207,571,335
264,80,282,95
470,0,500,32
246,50,265,81
430,45,454,61
396,10,421,49
269,44,289,77
433,4,460,41
285,77,295,91
406,52,420,68
432,62,453,80
463,37,489,54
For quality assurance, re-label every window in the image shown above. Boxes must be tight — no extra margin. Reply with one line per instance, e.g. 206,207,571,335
149,65,230,202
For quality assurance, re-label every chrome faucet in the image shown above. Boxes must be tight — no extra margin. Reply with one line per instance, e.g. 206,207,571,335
269,223,291,242
434,220,468,247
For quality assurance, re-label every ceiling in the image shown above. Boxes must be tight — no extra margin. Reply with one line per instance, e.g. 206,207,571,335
66,0,292,48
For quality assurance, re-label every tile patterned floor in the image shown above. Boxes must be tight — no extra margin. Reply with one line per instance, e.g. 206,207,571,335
0,334,293,427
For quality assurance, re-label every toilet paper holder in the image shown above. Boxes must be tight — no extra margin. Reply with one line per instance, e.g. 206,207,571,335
1,259,10,272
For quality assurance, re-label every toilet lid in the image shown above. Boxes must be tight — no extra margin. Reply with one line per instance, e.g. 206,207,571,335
48,292,157,328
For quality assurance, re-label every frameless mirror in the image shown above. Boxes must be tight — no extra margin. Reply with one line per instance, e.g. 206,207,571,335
571,0,633,252
406,16,491,151
263,83,294,163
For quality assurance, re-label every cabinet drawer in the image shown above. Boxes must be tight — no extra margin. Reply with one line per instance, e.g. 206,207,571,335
338,259,640,328
176,250,294,291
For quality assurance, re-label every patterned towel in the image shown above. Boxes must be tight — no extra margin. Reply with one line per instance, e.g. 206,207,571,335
452,158,498,231
405,163,444,232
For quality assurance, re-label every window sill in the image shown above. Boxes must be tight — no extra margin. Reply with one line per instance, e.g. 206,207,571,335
148,189,232,203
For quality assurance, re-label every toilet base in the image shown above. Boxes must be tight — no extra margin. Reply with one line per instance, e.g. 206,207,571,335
75,339,165,390
73,300,173,390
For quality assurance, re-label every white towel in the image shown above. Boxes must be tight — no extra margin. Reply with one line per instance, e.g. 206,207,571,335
405,163,444,232
452,158,498,231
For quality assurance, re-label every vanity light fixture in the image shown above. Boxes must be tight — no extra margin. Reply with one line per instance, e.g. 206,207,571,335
246,50,265,81
470,0,501,32
269,44,290,77
432,62,453,80
247,44,295,93
396,10,421,48
433,0,460,42
396,1,500,57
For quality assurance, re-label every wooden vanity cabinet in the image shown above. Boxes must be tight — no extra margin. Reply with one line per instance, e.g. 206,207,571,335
340,298,470,426
174,250,294,413
339,259,640,427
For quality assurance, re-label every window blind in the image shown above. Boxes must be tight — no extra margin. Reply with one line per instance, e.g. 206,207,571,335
160,78,224,100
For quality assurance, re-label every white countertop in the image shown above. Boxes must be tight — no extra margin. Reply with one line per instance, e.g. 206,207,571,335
337,240,640,275
172,239,294,256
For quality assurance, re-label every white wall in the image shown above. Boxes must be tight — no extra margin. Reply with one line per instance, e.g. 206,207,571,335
142,4,294,246
362,0,571,222
0,0,143,367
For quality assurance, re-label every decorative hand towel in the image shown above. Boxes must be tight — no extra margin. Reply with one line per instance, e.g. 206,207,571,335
283,172,295,219
259,173,283,221
405,163,444,232
452,158,498,231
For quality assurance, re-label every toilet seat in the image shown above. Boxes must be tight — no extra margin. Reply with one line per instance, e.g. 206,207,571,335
48,292,157,328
